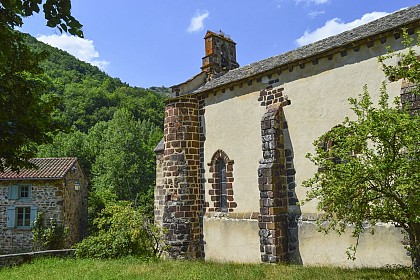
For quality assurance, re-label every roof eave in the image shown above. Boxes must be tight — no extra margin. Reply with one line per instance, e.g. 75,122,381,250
172,5,420,97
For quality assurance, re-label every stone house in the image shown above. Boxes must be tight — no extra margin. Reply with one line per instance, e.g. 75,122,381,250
0,157,88,254
154,5,420,266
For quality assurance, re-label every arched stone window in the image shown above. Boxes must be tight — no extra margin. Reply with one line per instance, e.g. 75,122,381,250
216,159,227,211
207,150,236,212
318,125,361,169
320,137,342,164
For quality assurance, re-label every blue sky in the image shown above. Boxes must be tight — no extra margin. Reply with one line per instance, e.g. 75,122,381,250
21,1,420,88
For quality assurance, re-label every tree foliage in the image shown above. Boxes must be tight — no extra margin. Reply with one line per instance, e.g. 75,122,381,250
303,31,420,273
25,35,165,133
0,0,82,171
380,31,420,90
32,212,68,251
37,107,163,221
0,29,59,171
1,0,166,255
90,108,161,202
31,35,167,225
1,0,83,36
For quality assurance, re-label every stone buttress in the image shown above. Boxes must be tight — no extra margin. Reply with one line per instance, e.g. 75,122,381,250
161,96,203,259
258,100,290,263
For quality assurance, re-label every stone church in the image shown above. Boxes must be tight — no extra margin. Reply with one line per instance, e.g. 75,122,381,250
155,5,420,266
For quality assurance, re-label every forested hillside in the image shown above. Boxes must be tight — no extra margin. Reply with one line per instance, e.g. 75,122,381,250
24,34,167,222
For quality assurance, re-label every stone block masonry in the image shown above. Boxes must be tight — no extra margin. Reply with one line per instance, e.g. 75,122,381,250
401,80,420,115
0,181,63,254
207,149,237,213
258,86,291,109
258,97,291,263
162,97,204,259
0,176,87,254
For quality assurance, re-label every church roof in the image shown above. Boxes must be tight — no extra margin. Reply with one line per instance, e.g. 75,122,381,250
154,138,164,153
189,4,420,95
0,158,78,180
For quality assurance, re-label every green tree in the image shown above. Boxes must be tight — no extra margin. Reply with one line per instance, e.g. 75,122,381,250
25,23,166,229
0,0,82,171
380,31,420,89
90,108,162,203
1,0,83,36
303,32,420,273
36,129,92,175
0,29,59,171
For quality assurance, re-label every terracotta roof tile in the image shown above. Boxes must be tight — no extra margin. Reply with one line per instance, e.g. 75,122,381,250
0,158,78,180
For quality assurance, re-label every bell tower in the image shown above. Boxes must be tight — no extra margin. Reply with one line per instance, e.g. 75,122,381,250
201,30,239,75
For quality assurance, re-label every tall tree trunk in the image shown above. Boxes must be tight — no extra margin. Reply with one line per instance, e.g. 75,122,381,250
408,223,420,275
413,245,420,275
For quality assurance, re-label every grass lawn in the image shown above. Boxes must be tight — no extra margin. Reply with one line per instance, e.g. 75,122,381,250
0,257,416,280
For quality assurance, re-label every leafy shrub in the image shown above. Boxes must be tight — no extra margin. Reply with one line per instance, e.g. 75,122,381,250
75,202,165,259
32,212,68,250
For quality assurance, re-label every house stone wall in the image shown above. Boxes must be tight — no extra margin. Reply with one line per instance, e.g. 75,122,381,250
63,161,88,245
0,180,64,254
0,162,87,254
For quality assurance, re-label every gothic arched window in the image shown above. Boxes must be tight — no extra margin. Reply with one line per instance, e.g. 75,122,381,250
208,150,236,212
216,159,227,212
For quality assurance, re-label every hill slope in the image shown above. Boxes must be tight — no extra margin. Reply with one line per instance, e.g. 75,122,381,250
25,34,167,132
24,34,167,218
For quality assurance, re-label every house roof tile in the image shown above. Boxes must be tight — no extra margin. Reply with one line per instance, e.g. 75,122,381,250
0,158,78,180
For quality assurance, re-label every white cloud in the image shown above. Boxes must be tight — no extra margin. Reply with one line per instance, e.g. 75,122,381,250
36,34,109,70
276,0,328,8
295,11,389,46
295,0,330,5
275,0,284,8
187,10,209,33
312,0,329,4
308,10,325,18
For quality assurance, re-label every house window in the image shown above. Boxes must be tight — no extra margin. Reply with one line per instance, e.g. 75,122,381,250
8,184,31,200
207,150,237,212
321,138,342,164
20,185,30,198
6,205,37,229
216,159,228,212
319,126,360,170
16,207,31,227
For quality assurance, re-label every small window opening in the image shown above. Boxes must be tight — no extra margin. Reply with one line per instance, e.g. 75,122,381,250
17,207,31,227
216,159,228,212
20,185,29,198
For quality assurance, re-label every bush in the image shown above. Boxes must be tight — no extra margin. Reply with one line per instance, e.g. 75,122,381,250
75,202,165,259
32,212,68,250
